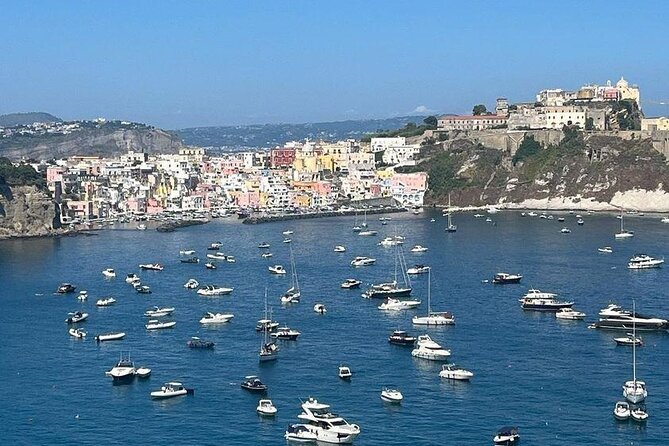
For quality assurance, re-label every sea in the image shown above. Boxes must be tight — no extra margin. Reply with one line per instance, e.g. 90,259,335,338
1,210,668,445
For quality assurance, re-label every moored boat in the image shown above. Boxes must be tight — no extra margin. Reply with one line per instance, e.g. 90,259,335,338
65,311,89,324
145,320,176,330
613,401,631,421
57,283,76,294
199,312,234,324
439,364,474,381
380,387,403,403
388,330,416,345
493,426,519,445
139,263,164,271
68,328,87,338
95,332,126,342
257,399,278,416
150,382,193,399
95,297,116,307
340,278,362,289
187,336,215,349
492,273,522,284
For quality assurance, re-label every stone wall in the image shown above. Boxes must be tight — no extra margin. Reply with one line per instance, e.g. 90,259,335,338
0,185,61,239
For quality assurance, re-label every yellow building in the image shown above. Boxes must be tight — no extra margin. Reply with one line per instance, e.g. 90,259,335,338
616,77,641,108
642,117,669,132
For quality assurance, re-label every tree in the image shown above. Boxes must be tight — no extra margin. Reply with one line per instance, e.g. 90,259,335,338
472,104,487,116
423,116,438,128
512,135,542,164
585,117,594,131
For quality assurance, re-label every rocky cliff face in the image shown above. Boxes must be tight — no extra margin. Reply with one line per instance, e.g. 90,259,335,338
0,185,61,239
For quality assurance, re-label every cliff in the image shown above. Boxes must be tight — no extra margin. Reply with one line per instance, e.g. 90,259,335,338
0,185,62,239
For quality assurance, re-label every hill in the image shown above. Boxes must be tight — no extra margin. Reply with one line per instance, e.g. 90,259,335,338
175,116,428,148
0,112,61,127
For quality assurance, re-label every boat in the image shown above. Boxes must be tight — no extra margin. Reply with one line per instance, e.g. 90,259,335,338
439,364,474,381
226,256,236,263
150,382,193,399
577,218,584,225
207,242,222,250
598,246,613,253
283,238,292,244
280,244,301,304
205,262,217,269
380,388,403,403
206,253,227,261
284,424,318,442
283,230,294,235
412,268,455,325
68,328,87,338
411,334,451,361
358,230,377,236
125,274,140,283
493,426,519,445
614,333,643,346
363,244,412,299
340,279,362,289
430,218,436,222
144,306,175,318
184,278,199,289
378,297,421,311
661,217,669,223
181,257,200,264
350,256,376,267
57,283,76,294
241,375,267,392
613,401,631,421
557,217,565,222
560,227,571,233
378,236,402,247
95,332,126,342
295,397,361,444
199,312,234,324
388,330,416,345
77,291,88,301
145,320,176,330
631,406,649,422
138,263,164,271
259,291,280,362
261,252,273,258
258,242,271,249
590,303,668,330
615,214,634,239
137,224,147,231
492,273,522,284
334,245,346,252
102,268,116,278
135,367,151,378
485,217,493,222
519,289,574,311
197,285,234,296
407,264,430,275
257,399,277,416
313,303,327,314
444,194,457,232
555,308,586,320
487,207,500,214
410,245,428,253
134,285,152,294
271,327,301,340
627,254,664,269
187,336,215,349
338,365,352,380
95,297,116,307
179,249,196,255
65,311,89,324
623,301,648,404
105,353,136,383
474,213,485,218
269,265,287,275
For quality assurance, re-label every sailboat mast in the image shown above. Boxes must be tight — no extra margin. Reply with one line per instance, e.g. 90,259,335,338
632,300,636,383
427,267,431,315
448,194,452,227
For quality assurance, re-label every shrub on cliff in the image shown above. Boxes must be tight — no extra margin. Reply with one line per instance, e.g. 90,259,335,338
0,158,46,188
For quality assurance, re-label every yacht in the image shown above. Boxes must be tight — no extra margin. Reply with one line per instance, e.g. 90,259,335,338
197,285,234,296
413,268,455,325
411,335,451,361
613,401,631,421
388,330,417,345
590,303,668,330
57,283,76,294
410,245,428,253
125,273,140,283
350,256,376,267
284,424,318,442
338,365,352,380
187,336,215,349
150,382,193,399
439,364,474,381
631,406,649,422
598,246,613,253
444,194,457,232
269,265,287,275
184,278,199,289
493,426,519,445
334,245,346,252
256,399,277,416
519,289,574,311
144,306,175,317
281,244,301,304
258,242,271,249
138,263,164,271
627,254,664,269
363,245,412,298
96,297,116,307
199,312,234,324
271,327,301,340
378,237,401,247
378,297,421,311
313,303,327,314
68,328,87,338
407,264,430,275
340,279,362,289
492,273,522,284
65,311,89,324
241,376,267,392
105,353,136,383
256,318,280,332
614,214,634,239
380,388,403,403
95,332,126,342
102,268,116,278
555,308,586,320
145,320,176,330
296,398,361,444
661,217,669,224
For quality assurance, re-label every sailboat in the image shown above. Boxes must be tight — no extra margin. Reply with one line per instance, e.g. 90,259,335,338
614,214,634,239
281,244,301,304
362,242,412,298
259,290,279,363
622,300,647,403
352,210,361,232
361,209,368,228
412,267,455,325
445,193,457,233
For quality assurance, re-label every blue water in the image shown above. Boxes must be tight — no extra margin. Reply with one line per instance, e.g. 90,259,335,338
1,211,668,445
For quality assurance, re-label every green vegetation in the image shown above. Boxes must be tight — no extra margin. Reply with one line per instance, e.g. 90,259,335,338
362,118,436,142
516,126,586,181
0,158,46,188
613,99,641,131
472,104,487,116
585,117,594,131
512,135,542,164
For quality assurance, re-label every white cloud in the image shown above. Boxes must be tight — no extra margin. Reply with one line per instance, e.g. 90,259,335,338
411,105,435,114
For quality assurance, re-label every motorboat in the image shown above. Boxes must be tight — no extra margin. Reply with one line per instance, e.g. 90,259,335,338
179,249,196,255
187,336,215,349
378,237,401,247
256,319,280,332
338,365,352,380
350,256,376,267
557,217,565,222
340,279,362,289
388,330,416,345
271,327,301,340
150,382,193,399
283,230,294,235
560,227,571,233
493,426,519,445
590,303,668,330
598,246,613,253
125,273,140,283
410,245,428,253
105,353,136,383
296,397,361,444
77,291,88,301
57,283,76,294
492,273,522,284
439,364,474,381
313,303,327,314
181,257,200,264
102,268,116,278
487,207,500,214
206,253,227,261
269,265,287,275
613,401,631,421
137,224,147,230
406,264,430,275
95,332,126,342
65,311,89,324
138,263,164,271
519,289,574,311
135,367,151,378
627,254,664,269
95,297,116,307
412,268,455,325
555,308,586,320
68,328,87,338
380,388,403,403
197,285,234,296
352,225,362,232
614,214,634,239
378,297,421,311
411,335,451,361
284,424,318,442
134,285,152,294
145,320,176,330
200,312,234,324
257,399,277,416
485,217,493,222
358,230,377,236
261,252,273,258
283,238,292,244
474,213,485,218
207,242,222,250
258,242,271,249
184,278,199,289
205,262,217,269
614,333,643,346
241,376,267,392
631,406,649,422
334,245,346,252
662,217,669,224
577,218,584,225
144,306,175,317
226,256,236,263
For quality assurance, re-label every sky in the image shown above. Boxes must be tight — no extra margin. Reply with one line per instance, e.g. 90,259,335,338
1,1,668,129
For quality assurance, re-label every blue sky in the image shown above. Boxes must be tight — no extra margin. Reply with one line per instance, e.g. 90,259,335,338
1,1,667,128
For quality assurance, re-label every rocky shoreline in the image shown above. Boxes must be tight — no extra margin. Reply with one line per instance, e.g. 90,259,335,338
243,207,407,224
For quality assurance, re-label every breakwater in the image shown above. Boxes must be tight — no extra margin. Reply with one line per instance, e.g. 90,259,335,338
242,207,408,224
156,219,209,232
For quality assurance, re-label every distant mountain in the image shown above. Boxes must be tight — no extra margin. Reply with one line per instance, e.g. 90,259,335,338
175,116,429,148
0,112,61,127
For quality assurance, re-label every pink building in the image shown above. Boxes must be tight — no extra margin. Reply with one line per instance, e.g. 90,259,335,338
46,166,66,184
236,190,260,207
391,172,428,191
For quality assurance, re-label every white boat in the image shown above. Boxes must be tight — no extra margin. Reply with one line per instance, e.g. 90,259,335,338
444,194,457,232
614,214,634,239
150,382,192,399
95,332,126,342
519,289,574,311
96,297,116,307
137,224,147,231
598,246,613,253
65,311,89,324
560,227,571,233
614,333,643,346
257,399,277,416
613,401,631,421
179,249,196,255
184,278,199,289
269,265,287,275
135,367,151,378
125,273,140,283
358,230,377,236
283,238,292,244
197,285,234,296
628,254,664,269
378,297,421,311
623,301,647,404
338,365,352,379
410,245,428,253
350,256,376,267
138,263,164,271
105,353,136,383
555,308,586,320
281,244,301,304
407,264,430,275
68,328,87,338
77,291,88,301
144,306,175,317
334,245,346,252
378,236,403,247
412,268,455,325
271,327,301,340
380,388,403,403
439,364,474,381
363,244,412,299
259,290,279,363
199,312,234,324
340,279,362,289
661,217,669,224
493,426,519,445
313,303,327,314
205,262,217,269
631,406,649,422
102,268,116,278
258,242,271,249
296,398,361,444
206,253,227,260
283,230,294,235
284,424,318,443
411,334,451,361
261,252,273,258
145,320,176,330
487,207,500,214
226,256,236,263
